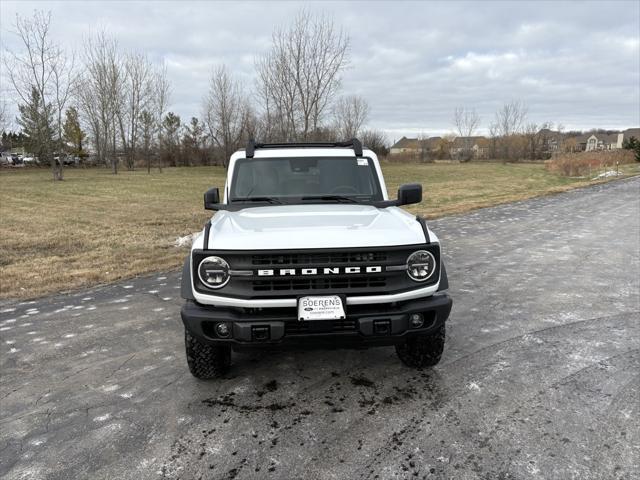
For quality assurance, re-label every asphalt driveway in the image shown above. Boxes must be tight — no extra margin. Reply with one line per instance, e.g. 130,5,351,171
1,177,638,480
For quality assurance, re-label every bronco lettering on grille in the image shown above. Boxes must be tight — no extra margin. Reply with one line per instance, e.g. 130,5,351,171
257,266,383,276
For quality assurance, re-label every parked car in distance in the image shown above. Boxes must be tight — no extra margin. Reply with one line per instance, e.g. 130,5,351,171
0,153,13,166
23,156,38,165
66,156,81,166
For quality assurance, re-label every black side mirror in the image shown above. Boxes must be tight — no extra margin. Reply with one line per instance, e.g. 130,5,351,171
204,187,220,210
397,183,422,206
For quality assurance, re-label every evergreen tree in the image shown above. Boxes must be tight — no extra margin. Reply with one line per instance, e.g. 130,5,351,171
182,117,206,166
17,87,54,163
62,107,86,157
623,136,640,162
161,112,181,167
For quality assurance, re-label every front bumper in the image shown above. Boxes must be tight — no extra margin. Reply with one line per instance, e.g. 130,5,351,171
181,294,452,350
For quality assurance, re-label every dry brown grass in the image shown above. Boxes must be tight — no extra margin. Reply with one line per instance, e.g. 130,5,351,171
545,150,636,177
1,167,224,299
1,162,638,299
381,161,639,217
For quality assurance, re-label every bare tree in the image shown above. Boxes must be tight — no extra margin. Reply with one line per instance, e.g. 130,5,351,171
523,122,541,160
4,10,74,180
51,50,76,166
256,10,350,141
493,100,528,160
417,132,431,162
242,105,262,146
118,52,154,169
141,64,171,173
334,95,369,139
78,32,123,173
452,106,480,161
361,129,389,157
0,95,10,132
204,65,247,167
139,109,155,173
494,100,528,137
554,123,565,153
488,121,499,159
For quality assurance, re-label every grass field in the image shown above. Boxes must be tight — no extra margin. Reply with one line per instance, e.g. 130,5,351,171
1,162,638,299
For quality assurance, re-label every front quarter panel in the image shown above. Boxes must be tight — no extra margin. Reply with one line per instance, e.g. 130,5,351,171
180,256,195,300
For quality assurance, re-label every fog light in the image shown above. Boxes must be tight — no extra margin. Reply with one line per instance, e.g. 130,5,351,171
215,322,230,338
410,313,424,328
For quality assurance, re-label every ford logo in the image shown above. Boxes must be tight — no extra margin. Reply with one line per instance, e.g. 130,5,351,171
304,307,313,311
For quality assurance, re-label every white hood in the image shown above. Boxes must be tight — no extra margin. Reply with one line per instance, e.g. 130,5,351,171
194,204,432,250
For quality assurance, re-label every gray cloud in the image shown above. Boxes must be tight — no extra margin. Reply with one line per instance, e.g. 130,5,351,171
1,0,638,140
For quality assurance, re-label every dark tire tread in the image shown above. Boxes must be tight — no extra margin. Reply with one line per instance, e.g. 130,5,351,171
185,331,231,379
395,324,446,368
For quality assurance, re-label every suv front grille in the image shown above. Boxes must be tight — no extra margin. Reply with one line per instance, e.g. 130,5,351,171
192,244,440,299
253,276,387,292
252,251,387,266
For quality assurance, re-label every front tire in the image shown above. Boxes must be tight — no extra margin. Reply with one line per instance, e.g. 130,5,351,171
185,330,231,379
395,324,445,368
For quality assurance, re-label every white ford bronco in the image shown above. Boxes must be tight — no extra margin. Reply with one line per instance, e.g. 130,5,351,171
180,139,452,379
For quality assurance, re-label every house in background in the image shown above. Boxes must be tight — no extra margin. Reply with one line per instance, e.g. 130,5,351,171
575,132,624,151
450,136,489,160
389,137,420,155
389,127,639,158
389,136,443,158
390,135,487,160
538,128,564,152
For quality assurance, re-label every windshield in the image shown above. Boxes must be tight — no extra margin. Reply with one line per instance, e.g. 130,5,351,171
230,157,383,203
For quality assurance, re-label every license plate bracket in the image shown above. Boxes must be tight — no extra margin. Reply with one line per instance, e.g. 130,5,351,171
297,295,345,321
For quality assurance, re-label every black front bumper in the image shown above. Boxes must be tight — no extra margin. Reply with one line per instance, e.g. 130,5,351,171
181,294,452,350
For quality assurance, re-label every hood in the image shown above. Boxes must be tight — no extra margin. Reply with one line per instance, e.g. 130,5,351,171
197,204,428,250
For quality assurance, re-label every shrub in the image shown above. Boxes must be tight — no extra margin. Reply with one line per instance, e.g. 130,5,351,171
545,150,635,177
623,136,640,162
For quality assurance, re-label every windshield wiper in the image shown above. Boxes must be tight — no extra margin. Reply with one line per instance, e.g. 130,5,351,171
301,195,360,204
231,196,283,204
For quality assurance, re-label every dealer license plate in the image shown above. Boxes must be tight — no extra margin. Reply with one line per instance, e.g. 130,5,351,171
298,295,345,321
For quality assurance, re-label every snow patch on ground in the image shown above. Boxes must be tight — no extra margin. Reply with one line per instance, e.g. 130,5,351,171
174,232,200,248
466,382,481,391
592,170,622,180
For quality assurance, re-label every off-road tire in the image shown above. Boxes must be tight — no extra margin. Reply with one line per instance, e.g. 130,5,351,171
395,324,445,368
185,330,231,379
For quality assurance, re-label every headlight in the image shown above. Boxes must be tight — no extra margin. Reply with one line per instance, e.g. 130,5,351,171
406,250,436,282
197,256,230,289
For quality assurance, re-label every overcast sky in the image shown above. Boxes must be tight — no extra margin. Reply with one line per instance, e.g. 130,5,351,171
1,0,639,140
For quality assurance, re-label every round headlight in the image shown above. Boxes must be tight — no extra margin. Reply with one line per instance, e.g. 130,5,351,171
198,256,230,289
406,250,436,282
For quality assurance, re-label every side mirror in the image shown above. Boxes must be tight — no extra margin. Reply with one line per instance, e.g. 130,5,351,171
397,183,422,206
204,187,220,210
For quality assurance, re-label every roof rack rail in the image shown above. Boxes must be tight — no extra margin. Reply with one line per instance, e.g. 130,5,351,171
245,138,362,158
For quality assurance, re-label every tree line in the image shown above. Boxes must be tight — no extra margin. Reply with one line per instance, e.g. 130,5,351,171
3,10,387,180
447,101,569,162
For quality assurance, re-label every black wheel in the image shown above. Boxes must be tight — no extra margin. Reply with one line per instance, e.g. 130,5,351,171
395,324,445,368
185,330,231,379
